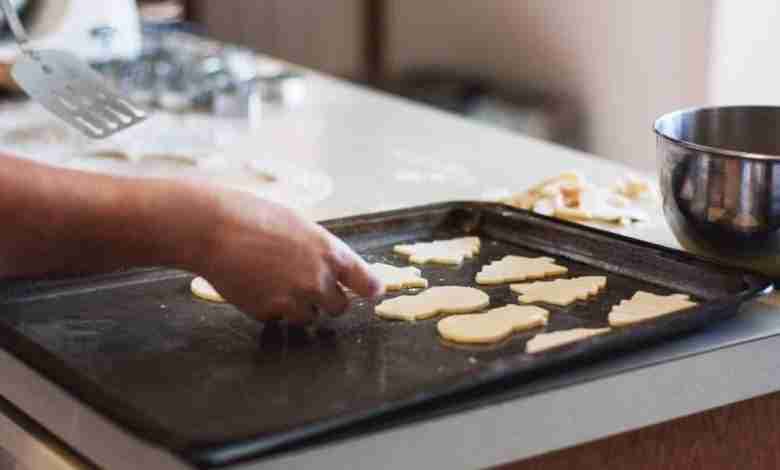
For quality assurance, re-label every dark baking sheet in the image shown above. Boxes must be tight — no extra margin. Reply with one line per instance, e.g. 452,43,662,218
0,202,770,467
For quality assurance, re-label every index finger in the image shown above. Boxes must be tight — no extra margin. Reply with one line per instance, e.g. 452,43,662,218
328,236,384,298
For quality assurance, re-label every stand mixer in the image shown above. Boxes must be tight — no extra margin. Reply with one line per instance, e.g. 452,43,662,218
0,0,141,89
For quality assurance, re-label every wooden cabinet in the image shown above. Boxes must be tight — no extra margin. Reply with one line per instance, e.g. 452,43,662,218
499,391,780,470
186,0,367,80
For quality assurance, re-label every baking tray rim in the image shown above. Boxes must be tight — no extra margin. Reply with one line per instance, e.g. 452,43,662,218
323,200,773,290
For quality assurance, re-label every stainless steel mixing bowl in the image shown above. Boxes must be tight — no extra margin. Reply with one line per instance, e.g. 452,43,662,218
655,106,780,277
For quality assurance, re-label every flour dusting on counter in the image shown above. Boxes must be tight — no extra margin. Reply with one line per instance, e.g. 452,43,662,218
0,102,333,210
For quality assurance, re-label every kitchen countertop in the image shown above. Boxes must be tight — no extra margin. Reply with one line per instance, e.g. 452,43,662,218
1,68,779,470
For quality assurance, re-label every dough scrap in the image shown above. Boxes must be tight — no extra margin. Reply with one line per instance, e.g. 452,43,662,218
614,174,657,201
526,327,611,354
476,256,568,285
437,305,549,344
608,291,697,327
191,276,226,302
501,171,651,226
368,263,428,290
393,237,480,265
511,276,607,306
375,286,490,321
501,171,585,210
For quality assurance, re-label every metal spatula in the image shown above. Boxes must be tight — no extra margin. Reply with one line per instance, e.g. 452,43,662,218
0,0,147,138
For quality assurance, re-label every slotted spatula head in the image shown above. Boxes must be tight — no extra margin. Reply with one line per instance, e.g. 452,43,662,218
11,50,148,139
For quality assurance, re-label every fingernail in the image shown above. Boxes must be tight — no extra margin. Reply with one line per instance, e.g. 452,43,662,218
369,278,385,298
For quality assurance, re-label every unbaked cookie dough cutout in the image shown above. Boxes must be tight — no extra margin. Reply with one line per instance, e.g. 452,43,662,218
375,286,489,321
368,263,428,291
190,276,226,302
511,276,606,306
526,327,611,354
608,291,697,327
437,305,549,344
393,237,480,265
476,255,567,285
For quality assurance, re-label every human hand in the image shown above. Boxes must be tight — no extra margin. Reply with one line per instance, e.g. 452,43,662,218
193,189,384,324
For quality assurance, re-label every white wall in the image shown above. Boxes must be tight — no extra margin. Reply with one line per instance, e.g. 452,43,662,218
385,1,713,171
193,0,366,79
709,0,780,105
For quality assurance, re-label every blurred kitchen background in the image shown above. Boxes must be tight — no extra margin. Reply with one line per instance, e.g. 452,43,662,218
191,0,780,171
2,0,778,172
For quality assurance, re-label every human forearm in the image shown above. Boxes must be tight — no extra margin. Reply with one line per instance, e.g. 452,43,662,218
0,153,382,323
0,154,215,278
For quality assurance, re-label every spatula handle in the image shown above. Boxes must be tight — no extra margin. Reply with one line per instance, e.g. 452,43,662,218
0,0,28,48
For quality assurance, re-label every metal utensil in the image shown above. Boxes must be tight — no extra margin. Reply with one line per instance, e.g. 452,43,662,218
0,0,25,31
0,0,147,138
655,106,780,277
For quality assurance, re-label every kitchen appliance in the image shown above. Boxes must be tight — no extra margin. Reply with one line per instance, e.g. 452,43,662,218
0,0,142,89
0,0,28,32
0,0,141,61
655,106,780,277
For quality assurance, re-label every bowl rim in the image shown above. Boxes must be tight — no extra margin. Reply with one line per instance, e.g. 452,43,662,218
654,105,780,162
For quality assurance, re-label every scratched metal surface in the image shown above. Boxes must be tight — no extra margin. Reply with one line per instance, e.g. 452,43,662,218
0,202,769,467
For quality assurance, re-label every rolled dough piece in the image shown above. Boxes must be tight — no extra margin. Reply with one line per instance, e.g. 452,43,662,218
501,171,652,226
393,237,480,265
511,276,607,306
368,263,428,290
476,256,567,285
526,327,611,354
190,276,226,303
501,171,585,210
614,174,656,201
554,206,592,221
608,291,697,327
437,305,549,344
375,286,489,321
